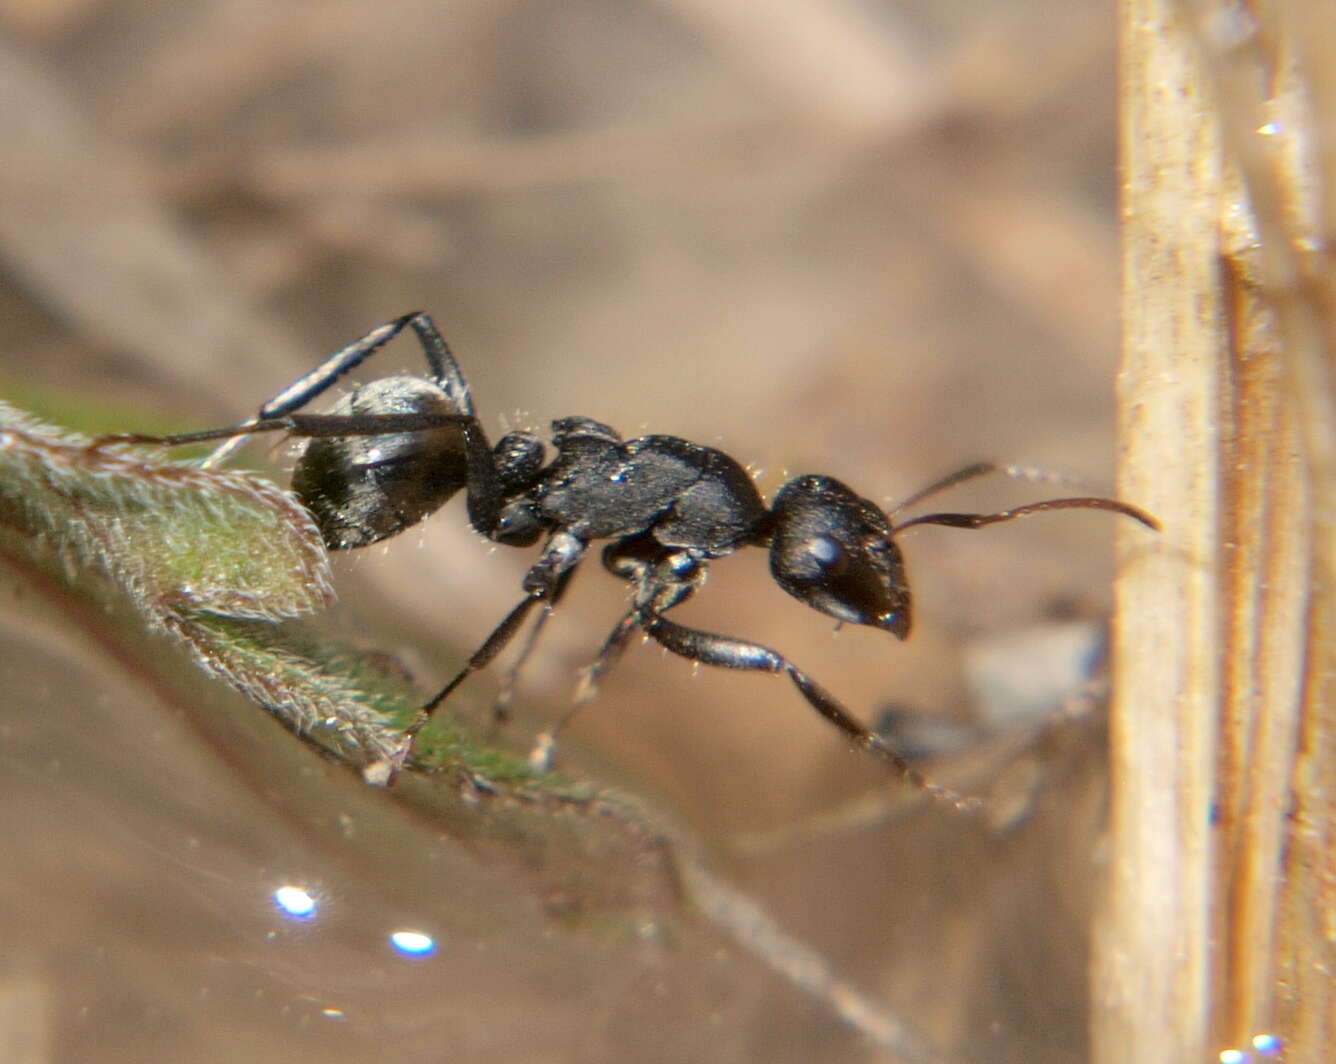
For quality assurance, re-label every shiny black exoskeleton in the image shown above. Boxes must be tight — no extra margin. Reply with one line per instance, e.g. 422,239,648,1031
108,313,1157,807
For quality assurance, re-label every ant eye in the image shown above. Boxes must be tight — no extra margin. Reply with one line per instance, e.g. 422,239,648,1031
804,535,846,574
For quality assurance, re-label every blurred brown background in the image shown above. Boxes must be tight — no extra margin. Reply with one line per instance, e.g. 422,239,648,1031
0,2,1124,1061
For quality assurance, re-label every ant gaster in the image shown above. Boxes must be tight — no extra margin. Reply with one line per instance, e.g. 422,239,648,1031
103,313,1158,810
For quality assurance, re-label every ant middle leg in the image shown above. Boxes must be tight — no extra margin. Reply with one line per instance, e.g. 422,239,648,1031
528,537,701,771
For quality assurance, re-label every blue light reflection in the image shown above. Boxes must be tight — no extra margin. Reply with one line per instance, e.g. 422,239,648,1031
389,930,436,957
273,884,318,920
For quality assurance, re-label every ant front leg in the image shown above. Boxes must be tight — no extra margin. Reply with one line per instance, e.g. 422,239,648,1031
640,606,984,814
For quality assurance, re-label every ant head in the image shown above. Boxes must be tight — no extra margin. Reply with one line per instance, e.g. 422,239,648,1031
769,475,911,639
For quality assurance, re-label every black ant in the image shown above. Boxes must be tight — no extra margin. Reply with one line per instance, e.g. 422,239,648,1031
98,312,1157,810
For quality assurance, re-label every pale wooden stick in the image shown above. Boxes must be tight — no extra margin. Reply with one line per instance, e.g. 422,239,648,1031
1100,2,1336,1062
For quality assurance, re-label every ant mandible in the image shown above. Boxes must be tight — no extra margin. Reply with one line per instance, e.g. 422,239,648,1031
102,312,1158,810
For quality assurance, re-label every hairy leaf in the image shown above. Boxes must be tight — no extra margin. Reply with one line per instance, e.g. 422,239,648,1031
0,400,409,760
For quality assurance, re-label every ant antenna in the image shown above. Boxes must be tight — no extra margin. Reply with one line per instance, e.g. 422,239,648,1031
893,496,1159,535
886,461,1159,534
889,461,998,515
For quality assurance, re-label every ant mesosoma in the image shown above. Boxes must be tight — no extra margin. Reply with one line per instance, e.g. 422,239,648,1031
100,312,1157,810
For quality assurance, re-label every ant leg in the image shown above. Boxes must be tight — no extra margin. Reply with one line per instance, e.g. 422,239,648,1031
96,412,498,463
414,595,545,720
491,564,578,729
571,607,647,710
203,312,458,468
96,405,506,541
527,608,643,771
529,540,703,771
94,409,468,448
570,542,702,710
396,531,587,760
491,611,550,729
569,536,670,707
401,313,476,417
640,608,984,813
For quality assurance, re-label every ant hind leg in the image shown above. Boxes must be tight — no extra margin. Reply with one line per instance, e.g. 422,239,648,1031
204,313,442,468
88,313,475,468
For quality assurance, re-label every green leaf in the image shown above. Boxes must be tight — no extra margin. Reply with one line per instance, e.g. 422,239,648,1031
0,399,408,759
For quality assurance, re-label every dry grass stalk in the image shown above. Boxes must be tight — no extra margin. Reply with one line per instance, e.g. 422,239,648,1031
1102,2,1336,1061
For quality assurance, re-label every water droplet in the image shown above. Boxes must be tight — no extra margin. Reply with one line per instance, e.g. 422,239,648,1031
273,884,318,919
389,930,436,956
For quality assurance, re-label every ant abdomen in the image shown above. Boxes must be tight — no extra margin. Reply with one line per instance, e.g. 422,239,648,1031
292,375,470,549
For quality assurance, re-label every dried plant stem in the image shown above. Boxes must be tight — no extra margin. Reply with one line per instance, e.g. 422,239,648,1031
1100,4,1223,1059
1100,2,1336,1062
